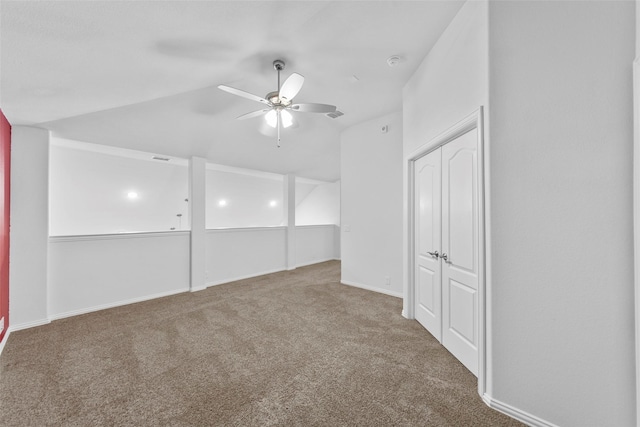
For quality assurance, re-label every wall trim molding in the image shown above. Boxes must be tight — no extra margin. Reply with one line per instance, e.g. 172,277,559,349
206,226,286,234
295,224,337,230
48,287,189,321
341,280,403,298
482,394,559,427
50,230,190,243
633,56,640,427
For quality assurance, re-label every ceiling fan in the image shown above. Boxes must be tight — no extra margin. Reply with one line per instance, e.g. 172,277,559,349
218,59,337,147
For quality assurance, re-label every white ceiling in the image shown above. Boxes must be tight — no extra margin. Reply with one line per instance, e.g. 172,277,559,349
0,0,464,181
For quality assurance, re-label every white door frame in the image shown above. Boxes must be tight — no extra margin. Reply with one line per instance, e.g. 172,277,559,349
633,57,640,427
404,107,487,395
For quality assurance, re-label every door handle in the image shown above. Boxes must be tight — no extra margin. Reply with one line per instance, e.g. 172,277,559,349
427,250,439,258
441,253,449,262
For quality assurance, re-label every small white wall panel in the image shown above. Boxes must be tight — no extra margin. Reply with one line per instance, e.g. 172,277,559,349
48,232,190,319
296,225,338,267
206,227,287,286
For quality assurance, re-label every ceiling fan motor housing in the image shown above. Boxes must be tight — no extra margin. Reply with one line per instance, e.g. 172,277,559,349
266,91,290,107
273,59,285,71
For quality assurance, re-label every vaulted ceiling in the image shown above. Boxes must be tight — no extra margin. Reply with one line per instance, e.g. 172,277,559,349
0,1,464,181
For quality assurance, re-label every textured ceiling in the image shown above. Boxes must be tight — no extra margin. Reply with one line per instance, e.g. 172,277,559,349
0,1,464,181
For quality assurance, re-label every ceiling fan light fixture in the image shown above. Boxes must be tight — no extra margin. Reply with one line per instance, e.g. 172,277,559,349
265,109,293,129
265,110,278,128
218,59,337,146
280,110,293,128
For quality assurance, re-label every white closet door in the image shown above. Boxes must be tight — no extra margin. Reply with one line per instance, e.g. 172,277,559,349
414,149,442,341
441,129,479,375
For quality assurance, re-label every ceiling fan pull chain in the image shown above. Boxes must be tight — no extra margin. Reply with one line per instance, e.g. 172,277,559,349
277,111,281,148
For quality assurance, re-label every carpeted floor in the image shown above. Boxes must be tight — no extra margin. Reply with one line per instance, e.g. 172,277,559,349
0,261,522,426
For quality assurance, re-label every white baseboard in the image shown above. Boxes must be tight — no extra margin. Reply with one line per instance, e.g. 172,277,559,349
1,319,51,357
206,259,342,288
48,287,189,321
341,280,403,298
482,394,559,427
0,328,11,358
8,318,51,332
206,267,286,287
296,257,340,268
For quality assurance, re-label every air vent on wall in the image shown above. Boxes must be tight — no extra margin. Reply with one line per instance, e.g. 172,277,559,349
326,110,344,119
152,156,170,161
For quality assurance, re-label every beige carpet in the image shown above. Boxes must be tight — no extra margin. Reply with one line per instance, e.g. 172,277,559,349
0,261,522,426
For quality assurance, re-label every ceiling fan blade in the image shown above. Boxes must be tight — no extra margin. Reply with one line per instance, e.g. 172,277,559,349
236,109,270,120
279,73,304,102
218,85,270,105
290,103,337,113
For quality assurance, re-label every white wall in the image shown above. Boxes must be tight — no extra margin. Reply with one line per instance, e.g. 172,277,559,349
403,0,488,155
205,225,339,287
635,2,640,423
0,127,342,350
296,181,340,225
206,166,284,229
403,0,488,314
296,225,339,267
10,126,50,329
295,180,317,206
48,232,190,318
4,129,341,336
488,2,635,426
341,111,403,298
49,139,190,235
205,227,287,286
46,225,338,321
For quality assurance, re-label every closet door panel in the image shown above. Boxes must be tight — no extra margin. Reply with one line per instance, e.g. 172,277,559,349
414,149,442,341
441,129,479,375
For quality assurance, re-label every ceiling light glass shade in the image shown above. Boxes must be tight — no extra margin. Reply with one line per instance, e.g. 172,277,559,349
265,109,293,129
265,110,278,128
280,110,293,128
